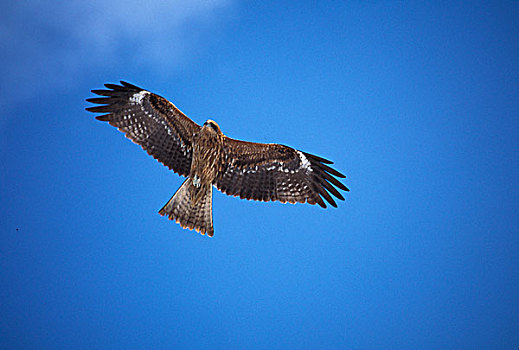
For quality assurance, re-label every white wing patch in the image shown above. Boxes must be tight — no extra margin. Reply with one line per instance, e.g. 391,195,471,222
129,90,149,104
297,151,313,173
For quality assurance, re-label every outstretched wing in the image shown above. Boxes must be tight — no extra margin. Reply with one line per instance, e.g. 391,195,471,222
215,138,349,208
85,81,200,177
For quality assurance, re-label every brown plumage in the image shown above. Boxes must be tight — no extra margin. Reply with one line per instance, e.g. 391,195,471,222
86,81,349,237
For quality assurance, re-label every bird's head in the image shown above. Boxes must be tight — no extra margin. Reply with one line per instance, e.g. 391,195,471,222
203,119,222,135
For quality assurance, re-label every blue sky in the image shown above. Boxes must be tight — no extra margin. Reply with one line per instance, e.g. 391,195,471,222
1,1,518,348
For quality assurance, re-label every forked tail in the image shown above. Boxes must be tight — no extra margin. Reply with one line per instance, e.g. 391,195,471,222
158,178,214,236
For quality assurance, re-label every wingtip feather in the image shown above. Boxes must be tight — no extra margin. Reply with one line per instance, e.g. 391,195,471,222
303,152,334,164
317,200,327,209
86,97,110,104
95,114,111,121
85,105,112,113
104,83,124,90
120,80,141,89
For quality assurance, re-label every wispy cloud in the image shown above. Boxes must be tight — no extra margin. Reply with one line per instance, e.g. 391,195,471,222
0,0,232,109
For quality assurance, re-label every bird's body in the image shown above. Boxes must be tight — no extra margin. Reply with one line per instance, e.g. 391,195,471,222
86,81,349,237
191,120,225,189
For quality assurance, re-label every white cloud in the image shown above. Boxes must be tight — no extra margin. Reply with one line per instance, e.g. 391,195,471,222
0,0,232,111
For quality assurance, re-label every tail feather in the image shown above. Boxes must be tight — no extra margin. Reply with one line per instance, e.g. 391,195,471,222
159,178,214,236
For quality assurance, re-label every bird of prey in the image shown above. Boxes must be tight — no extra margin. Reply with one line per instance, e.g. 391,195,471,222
86,81,349,237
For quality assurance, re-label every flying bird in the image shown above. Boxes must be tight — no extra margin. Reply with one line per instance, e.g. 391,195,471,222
86,81,349,237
